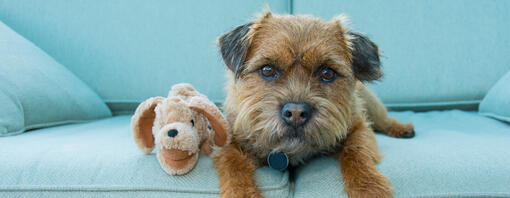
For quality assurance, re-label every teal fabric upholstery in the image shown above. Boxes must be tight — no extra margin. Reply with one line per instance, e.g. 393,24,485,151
0,21,111,136
1,0,509,111
0,0,290,104
0,115,290,198
294,110,510,198
2,1,508,111
2,111,509,197
292,0,510,106
479,71,510,123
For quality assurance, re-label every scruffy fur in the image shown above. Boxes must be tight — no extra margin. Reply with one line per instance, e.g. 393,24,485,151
214,10,414,198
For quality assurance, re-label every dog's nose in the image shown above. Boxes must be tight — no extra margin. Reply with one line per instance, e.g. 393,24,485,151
281,102,312,128
167,129,178,137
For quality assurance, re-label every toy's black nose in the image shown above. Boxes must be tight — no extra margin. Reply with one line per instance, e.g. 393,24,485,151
167,129,178,137
281,102,312,128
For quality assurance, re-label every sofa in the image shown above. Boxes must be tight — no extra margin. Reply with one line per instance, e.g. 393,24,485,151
1,1,509,197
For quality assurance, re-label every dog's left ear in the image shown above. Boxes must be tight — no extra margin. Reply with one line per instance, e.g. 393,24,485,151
348,32,383,82
332,15,383,82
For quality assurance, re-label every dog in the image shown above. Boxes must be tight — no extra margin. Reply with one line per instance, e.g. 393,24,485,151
213,10,415,198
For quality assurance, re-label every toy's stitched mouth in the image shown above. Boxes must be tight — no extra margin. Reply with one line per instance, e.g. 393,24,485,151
160,148,196,169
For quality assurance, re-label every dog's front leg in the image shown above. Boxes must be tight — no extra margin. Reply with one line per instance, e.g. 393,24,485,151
213,144,262,198
339,119,393,198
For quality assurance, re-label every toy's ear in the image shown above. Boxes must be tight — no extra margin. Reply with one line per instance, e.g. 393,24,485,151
188,96,230,147
347,31,383,82
169,83,200,98
131,97,164,154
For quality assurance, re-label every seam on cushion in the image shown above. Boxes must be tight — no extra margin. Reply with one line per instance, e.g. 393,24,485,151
478,112,510,124
105,100,482,113
405,192,510,198
0,182,290,194
385,100,481,108
0,169,290,194
106,100,482,106
0,119,98,137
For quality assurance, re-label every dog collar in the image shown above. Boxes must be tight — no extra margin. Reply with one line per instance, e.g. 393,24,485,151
267,151,289,171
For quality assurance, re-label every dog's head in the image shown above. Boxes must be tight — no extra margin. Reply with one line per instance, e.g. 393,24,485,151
218,11,382,165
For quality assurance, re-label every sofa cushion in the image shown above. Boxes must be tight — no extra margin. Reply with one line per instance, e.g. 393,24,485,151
0,115,290,198
2,1,509,112
0,0,289,107
293,110,510,197
479,70,510,123
0,21,111,136
293,0,510,107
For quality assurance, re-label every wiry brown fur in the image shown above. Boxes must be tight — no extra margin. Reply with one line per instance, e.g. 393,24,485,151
215,10,414,198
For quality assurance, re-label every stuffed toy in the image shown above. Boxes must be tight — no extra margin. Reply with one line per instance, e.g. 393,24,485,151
131,83,230,175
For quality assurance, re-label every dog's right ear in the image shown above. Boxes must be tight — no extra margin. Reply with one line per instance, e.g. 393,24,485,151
131,97,164,154
218,22,254,78
219,10,273,78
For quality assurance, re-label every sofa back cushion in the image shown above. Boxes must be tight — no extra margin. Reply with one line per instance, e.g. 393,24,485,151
293,0,510,108
0,1,289,107
0,21,111,136
479,70,510,123
0,0,509,112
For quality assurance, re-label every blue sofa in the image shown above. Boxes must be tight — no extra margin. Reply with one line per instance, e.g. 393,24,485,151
1,1,510,197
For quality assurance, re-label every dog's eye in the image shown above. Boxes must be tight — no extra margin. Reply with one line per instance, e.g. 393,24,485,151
190,119,195,127
259,65,279,80
319,68,337,83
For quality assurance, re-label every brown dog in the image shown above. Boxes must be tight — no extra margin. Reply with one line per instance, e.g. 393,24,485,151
214,10,414,198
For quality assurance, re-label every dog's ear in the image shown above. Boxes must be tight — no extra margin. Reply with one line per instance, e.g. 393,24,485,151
188,96,230,147
131,97,164,154
331,15,382,82
218,22,254,78
348,32,383,82
218,10,273,78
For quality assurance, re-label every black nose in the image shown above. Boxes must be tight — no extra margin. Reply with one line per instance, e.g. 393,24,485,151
167,129,178,137
280,102,312,128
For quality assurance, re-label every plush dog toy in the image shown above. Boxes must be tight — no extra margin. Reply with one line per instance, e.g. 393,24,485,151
131,83,230,175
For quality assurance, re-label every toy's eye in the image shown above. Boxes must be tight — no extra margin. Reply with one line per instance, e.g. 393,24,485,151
259,65,279,80
190,119,195,127
319,68,337,83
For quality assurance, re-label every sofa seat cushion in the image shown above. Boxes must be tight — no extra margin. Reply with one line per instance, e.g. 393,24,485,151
293,110,510,198
0,116,290,198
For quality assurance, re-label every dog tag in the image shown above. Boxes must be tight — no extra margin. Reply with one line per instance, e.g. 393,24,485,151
267,151,289,171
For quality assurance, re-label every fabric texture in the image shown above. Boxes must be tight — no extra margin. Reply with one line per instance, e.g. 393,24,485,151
1,0,509,109
293,0,510,105
293,110,510,198
0,0,289,104
1,111,509,197
0,21,111,136
479,71,510,123
0,115,290,198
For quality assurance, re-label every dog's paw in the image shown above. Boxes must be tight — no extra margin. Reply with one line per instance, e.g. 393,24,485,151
344,171,393,198
383,119,415,139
